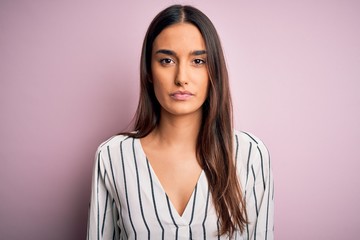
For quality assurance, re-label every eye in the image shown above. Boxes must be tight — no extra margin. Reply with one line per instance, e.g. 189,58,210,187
193,58,206,65
159,58,175,65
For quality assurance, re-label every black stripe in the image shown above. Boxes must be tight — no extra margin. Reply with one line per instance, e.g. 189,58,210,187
189,184,198,239
202,188,210,240
132,139,150,239
112,169,125,239
108,145,127,238
120,140,136,239
117,196,125,238
235,134,239,168
251,165,258,240
241,131,258,144
112,199,120,239
101,188,109,235
265,176,271,240
97,152,101,240
245,141,252,240
265,153,271,240
217,218,220,240
251,166,259,216
146,158,165,239
166,195,178,240
116,183,126,238
246,142,252,186
257,146,266,190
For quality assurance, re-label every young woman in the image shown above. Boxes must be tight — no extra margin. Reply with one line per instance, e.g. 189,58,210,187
87,5,274,240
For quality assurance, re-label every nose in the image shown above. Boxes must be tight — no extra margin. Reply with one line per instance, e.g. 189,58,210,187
174,62,188,86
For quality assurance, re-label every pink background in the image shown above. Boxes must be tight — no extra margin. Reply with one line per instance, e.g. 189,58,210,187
1,0,359,239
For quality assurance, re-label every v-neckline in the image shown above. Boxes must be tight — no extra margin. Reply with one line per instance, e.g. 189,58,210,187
136,138,204,221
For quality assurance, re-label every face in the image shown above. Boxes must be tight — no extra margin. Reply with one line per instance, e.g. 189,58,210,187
151,23,209,118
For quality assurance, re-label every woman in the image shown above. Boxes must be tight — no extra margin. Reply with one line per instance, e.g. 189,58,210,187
87,4,274,240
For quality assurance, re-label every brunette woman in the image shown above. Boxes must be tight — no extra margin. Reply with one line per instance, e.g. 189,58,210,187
87,4,274,240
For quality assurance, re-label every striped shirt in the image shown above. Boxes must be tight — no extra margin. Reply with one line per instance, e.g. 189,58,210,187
87,130,274,240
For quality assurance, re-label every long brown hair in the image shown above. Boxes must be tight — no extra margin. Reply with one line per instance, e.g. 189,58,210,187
126,5,247,237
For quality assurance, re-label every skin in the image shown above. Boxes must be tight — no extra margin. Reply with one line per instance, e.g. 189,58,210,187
140,23,209,216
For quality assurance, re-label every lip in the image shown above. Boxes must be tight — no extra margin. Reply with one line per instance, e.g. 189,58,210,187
169,90,194,101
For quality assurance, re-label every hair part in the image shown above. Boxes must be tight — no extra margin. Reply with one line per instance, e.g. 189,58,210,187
125,5,247,237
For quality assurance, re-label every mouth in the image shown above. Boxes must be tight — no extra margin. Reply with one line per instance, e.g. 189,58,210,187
169,91,194,101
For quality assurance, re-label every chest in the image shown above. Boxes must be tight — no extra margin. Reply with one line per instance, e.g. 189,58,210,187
111,138,222,239
147,149,202,216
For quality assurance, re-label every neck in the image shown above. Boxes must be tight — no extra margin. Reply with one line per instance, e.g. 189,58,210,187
152,110,202,150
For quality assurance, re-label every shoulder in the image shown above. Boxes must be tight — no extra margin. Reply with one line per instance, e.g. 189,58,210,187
233,130,271,174
95,134,135,159
234,130,265,147
234,130,269,153
235,131,274,234
93,134,135,171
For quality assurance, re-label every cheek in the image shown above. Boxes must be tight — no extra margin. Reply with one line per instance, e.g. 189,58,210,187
152,81,163,100
152,75,167,90
152,77,169,103
198,73,209,97
152,66,172,88
151,69,163,92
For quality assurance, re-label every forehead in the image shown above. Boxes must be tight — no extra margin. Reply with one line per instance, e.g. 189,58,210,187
153,23,206,51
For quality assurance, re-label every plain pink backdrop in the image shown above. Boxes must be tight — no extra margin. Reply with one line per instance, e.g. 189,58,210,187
1,0,359,239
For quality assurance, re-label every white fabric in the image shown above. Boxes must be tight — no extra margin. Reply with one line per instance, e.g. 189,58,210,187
87,130,274,240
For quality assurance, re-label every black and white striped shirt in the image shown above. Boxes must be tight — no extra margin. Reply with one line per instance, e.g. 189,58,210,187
87,130,274,240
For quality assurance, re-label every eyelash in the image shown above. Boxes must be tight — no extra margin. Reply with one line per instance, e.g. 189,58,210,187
159,58,206,65
159,58,174,65
193,59,206,65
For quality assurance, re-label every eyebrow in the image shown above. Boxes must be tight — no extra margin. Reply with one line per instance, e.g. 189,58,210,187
154,49,207,56
191,50,207,56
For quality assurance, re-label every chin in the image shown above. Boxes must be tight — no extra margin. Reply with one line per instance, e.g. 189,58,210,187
162,106,203,117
